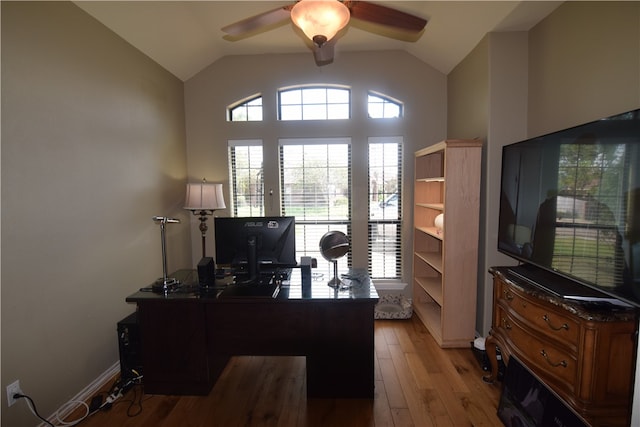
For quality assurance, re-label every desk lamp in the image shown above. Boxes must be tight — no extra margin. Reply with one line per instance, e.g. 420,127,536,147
153,216,181,292
184,179,226,258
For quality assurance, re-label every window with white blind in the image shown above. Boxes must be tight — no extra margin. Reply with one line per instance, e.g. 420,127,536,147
368,138,402,279
280,139,351,279
228,141,264,216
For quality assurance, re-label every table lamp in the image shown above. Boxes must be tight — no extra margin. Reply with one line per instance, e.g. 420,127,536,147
184,179,226,258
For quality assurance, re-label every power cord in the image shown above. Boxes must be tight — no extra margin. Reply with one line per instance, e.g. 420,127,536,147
111,381,148,417
12,370,144,426
53,400,90,426
100,371,143,411
13,393,55,427
14,391,92,427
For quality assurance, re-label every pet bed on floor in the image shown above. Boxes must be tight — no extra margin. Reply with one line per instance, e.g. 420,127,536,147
374,294,413,319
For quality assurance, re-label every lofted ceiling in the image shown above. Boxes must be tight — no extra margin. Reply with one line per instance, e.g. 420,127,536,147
74,1,562,81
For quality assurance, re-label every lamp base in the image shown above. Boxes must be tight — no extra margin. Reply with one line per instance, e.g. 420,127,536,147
152,277,179,293
327,277,344,289
327,277,353,290
327,259,352,290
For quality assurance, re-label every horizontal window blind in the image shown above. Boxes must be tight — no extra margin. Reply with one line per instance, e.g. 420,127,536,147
368,138,402,279
280,139,351,278
228,140,264,217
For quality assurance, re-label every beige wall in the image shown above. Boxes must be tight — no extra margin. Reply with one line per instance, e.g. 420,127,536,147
1,3,190,426
447,36,489,140
528,1,640,134
184,51,448,275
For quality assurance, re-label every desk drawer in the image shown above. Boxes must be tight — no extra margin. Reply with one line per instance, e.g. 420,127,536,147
496,305,577,395
499,282,580,350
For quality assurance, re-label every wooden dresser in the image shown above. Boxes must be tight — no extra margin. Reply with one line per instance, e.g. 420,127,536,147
485,267,638,426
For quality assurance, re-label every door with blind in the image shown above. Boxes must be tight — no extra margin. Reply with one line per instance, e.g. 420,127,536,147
280,138,351,279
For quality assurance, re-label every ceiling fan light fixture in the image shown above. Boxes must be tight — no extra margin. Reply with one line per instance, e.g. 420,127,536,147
291,0,350,46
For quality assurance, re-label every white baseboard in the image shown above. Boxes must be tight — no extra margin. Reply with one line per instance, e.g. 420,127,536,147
40,361,120,427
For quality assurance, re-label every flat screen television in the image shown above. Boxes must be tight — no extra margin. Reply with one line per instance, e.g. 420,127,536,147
497,109,640,307
214,216,297,280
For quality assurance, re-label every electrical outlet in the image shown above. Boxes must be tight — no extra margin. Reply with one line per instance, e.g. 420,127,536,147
6,380,22,407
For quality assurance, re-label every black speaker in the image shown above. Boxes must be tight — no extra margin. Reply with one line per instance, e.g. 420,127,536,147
197,257,216,287
117,312,142,380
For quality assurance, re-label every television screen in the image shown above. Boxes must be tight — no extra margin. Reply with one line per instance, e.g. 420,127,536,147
498,109,640,306
214,216,297,276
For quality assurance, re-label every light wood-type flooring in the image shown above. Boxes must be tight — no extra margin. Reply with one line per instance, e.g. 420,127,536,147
68,316,503,426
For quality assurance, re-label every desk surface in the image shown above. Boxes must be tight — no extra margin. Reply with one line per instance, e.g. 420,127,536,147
126,268,378,303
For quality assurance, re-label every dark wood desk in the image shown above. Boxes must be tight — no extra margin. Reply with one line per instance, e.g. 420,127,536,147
126,269,378,398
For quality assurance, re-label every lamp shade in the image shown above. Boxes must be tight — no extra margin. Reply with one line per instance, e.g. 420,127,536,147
184,182,226,211
290,0,350,46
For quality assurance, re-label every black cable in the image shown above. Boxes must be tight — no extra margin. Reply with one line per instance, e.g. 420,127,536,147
127,384,144,417
112,384,145,417
14,393,55,427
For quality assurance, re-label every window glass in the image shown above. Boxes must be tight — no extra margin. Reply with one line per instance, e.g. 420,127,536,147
368,93,402,119
228,96,263,121
279,87,350,120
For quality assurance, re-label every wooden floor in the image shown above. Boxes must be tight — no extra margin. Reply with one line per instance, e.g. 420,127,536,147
70,316,503,426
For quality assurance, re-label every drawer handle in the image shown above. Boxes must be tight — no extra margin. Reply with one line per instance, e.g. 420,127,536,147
540,349,567,368
503,290,514,301
543,314,569,331
502,318,512,330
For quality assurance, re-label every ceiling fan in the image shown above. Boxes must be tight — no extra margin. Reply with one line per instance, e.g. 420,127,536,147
221,0,427,66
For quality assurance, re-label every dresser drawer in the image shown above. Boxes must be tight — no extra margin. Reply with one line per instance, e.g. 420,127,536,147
496,305,577,395
499,281,580,350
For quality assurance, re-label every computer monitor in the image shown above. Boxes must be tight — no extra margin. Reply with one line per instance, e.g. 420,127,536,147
214,216,297,280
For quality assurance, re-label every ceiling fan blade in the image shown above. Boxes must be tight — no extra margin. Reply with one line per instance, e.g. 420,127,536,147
221,5,293,36
313,39,336,66
348,1,427,33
